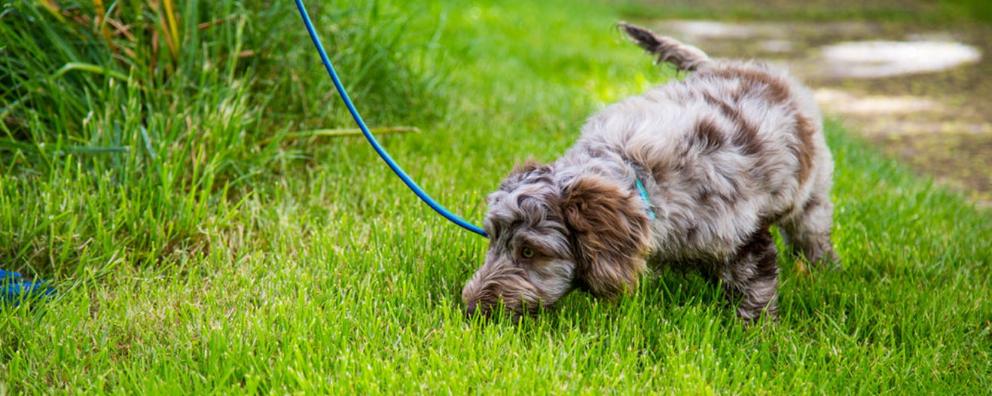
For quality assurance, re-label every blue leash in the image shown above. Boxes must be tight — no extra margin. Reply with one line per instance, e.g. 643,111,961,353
1,270,54,304
293,0,488,238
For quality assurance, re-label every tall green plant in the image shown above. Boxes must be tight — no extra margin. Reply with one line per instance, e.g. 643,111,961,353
0,0,449,274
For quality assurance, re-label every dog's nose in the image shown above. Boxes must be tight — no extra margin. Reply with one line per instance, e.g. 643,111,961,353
464,301,477,318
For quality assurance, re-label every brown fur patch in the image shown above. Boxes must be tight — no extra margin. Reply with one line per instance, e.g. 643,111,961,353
693,118,725,153
560,175,651,298
702,92,764,156
794,114,816,183
709,67,791,104
801,195,820,213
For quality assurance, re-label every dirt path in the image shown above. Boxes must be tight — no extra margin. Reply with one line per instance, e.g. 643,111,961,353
646,19,992,207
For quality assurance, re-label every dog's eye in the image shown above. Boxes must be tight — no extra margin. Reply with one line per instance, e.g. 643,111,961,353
521,247,535,259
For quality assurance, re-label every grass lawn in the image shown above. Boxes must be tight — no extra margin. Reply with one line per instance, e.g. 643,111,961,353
2,0,991,393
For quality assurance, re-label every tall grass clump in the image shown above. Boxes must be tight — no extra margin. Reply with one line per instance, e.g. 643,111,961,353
0,0,448,276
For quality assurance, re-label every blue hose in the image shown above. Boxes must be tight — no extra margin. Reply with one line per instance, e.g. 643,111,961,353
293,0,488,238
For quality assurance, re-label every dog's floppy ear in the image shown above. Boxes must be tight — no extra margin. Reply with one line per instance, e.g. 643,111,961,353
560,174,651,298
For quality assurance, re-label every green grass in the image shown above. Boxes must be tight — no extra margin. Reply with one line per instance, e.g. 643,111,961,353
2,0,991,393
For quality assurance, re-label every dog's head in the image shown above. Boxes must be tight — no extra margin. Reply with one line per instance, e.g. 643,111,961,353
462,161,652,318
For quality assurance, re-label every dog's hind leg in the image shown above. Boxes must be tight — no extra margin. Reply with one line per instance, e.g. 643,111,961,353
721,227,779,322
780,191,838,267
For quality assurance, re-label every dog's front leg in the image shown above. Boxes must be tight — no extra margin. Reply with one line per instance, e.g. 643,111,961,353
722,227,779,322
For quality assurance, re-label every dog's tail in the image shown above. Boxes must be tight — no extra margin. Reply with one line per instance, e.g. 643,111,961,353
618,22,711,72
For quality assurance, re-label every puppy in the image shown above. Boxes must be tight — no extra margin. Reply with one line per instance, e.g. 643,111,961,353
462,23,837,321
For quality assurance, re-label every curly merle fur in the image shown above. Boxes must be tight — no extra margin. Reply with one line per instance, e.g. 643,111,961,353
462,22,838,321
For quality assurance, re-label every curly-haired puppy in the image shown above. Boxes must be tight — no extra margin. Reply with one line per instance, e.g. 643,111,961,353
462,23,838,321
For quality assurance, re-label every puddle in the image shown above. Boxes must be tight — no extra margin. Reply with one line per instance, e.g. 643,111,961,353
649,19,992,207
820,41,981,78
